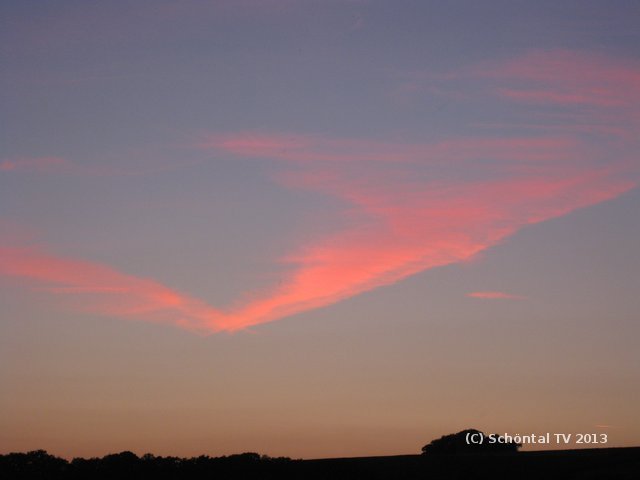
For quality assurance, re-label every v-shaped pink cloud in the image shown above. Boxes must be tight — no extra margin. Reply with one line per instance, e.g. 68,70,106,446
1,50,638,333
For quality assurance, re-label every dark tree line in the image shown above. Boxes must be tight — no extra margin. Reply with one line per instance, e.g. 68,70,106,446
1,430,520,479
2,441,638,480
0,450,292,480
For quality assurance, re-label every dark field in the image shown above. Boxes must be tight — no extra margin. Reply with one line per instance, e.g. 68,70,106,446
2,447,639,479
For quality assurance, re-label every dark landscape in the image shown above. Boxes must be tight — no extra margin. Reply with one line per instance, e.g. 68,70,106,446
2,447,639,479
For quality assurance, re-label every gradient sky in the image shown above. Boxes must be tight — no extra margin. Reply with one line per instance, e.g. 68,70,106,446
1,0,639,459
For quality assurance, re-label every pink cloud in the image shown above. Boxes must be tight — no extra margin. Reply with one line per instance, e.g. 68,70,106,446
2,50,638,333
204,132,581,165
3,142,629,333
0,156,69,173
467,291,525,300
1,146,199,178
478,50,640,110
481,50,640,88
1,149,630,332
210,163,628,330
497,88,625,108
1,157,633,332
0,247,224,334
197,136,633,330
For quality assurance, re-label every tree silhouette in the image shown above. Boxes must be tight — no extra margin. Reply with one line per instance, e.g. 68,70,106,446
422,429,521,454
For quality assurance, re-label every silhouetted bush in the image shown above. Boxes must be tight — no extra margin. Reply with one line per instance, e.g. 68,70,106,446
422,429,521,455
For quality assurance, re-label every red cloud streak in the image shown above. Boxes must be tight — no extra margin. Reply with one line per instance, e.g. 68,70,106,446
2,152,629,333
2,50,639,333
0,247,223,334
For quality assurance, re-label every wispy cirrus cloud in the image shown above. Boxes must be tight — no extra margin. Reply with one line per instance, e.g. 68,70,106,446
0,148,201,178
1,50,638,333
497,89,624,108
401,50,640,139
467,291,525,300
199,133,581,165
6,137,626,333
0,156,70,173
0,246,224,334
205,135,631,330
479,50,640,109
484,49,637,80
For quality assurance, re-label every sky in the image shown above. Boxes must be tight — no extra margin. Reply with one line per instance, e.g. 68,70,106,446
1,0,639,459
